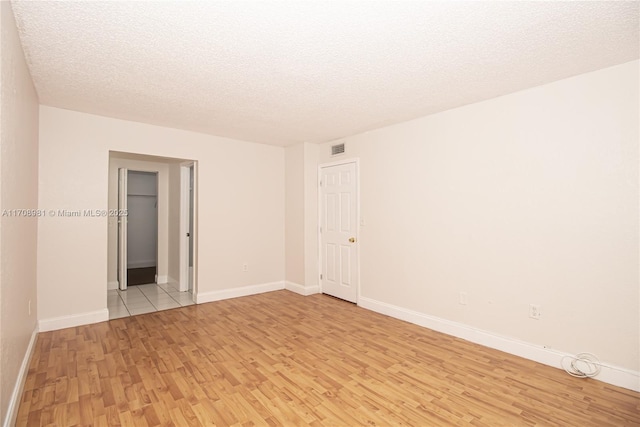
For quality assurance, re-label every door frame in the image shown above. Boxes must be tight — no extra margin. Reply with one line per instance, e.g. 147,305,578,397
117,168,128,290
317,158,361,302
179,162,198,299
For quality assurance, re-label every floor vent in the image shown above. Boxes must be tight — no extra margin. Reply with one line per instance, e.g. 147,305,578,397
331,143,345,156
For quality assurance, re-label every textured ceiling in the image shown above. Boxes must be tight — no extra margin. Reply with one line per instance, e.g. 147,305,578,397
11,1,639,146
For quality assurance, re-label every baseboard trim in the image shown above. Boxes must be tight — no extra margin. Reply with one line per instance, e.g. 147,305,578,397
128,260,156,269
285,281,320,296
107,280,118,290
38,309,109,332
197,281,285,304
3,327,38,427
156,275,168,284
358,296,640,392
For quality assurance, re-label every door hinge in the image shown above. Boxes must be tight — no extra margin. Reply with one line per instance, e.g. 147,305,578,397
319,180,323,187
320,274,323,280
319,226,322,233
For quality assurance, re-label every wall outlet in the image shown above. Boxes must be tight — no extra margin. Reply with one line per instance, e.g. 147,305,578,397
529,304,541,319
28,300,31,316
459,291,468,305
242,262,248,272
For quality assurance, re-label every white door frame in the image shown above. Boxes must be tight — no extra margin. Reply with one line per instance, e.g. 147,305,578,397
317,158,360,302
117,168,128,291
179,162,197,299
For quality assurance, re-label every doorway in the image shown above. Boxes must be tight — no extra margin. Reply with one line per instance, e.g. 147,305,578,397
319,160,359,303
126,170,158,285
110,152,198,312
117,169,159,290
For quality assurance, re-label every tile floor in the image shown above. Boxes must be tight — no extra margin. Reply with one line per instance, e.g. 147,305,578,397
107,282,195,319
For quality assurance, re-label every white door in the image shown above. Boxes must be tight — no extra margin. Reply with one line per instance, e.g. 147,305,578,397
320,161,359,303
117,168,128,291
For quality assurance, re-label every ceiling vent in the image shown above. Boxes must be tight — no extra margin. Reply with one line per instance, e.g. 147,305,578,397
331,143,345,156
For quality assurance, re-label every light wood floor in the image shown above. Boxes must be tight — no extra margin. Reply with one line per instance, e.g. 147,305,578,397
17,291,640,426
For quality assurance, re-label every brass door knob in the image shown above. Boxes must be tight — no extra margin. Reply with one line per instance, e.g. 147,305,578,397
349,237,356,243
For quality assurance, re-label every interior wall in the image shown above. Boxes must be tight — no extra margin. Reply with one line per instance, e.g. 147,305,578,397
303,142,319,289
316,60,639,372
284,142,320,291
107,158,169,286
38,106,285,322
285,143,305,285
0,2,39,423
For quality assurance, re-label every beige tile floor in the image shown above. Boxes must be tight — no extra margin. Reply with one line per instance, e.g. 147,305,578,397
107,282,195,319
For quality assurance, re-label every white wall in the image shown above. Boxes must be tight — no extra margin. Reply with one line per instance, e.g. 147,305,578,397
303,143,319,290
317,61,639,374
285,143,305,285
0,2,39,424
284,142,320,295
38,107,285,324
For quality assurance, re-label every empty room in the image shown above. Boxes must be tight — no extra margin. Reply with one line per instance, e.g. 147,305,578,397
1,1,639,426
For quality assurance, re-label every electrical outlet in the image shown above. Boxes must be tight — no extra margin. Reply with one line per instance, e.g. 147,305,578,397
459,291,468,305
529,304,541,319
28,300,31,316
242,262,248,272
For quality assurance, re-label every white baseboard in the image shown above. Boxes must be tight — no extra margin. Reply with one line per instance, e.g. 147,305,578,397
285,281,320,296
156,275,168,284
196,281,285,304
128,260,156,269
38,309,109,332
3,327,38,427
107,280,118,290
358,296,640,392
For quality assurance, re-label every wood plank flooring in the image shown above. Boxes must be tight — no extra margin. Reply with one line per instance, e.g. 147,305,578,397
16,291,640,426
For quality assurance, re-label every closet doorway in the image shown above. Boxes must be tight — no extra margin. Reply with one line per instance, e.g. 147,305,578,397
108,152,199,316
124,170,158,287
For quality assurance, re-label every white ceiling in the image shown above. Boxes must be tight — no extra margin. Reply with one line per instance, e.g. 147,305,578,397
11,1,639,147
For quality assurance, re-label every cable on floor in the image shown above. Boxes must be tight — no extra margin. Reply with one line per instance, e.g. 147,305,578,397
561,352,601,378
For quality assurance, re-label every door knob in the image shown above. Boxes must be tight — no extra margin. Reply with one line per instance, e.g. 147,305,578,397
349,237,356,243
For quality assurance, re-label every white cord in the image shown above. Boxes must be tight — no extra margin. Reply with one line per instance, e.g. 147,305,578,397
561,352,601,378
